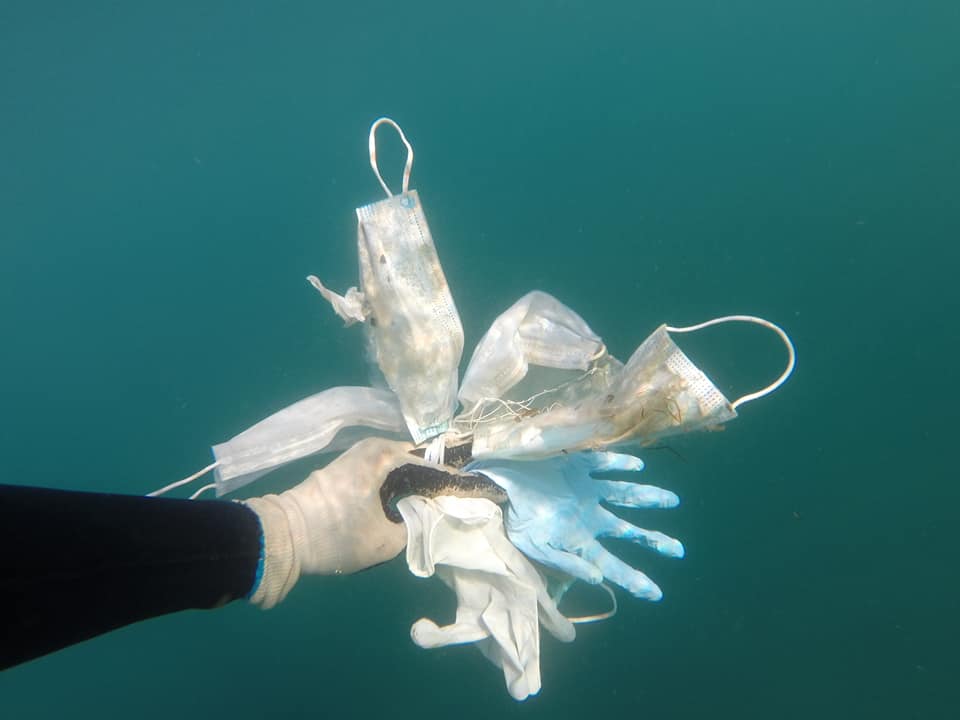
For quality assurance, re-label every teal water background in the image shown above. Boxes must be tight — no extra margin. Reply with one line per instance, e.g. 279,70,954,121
1,2,957,717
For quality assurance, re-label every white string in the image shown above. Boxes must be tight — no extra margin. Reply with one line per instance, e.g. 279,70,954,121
147,461,219,497
423,434,447,465
453,366,603,431
566,583,618,624
368,117,414,198
188,483,217,500
665,315,796,409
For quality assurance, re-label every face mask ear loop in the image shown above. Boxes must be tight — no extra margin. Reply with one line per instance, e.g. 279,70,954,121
564,582,618,624
665,315,796,410
146,460,220,497
188,483,217,500
368,117,414,198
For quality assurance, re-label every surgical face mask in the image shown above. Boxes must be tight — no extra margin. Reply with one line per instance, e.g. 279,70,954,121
468,315,796,459
148,386,407,498
309,118,464,444
455,292,622,441
458,290,607,409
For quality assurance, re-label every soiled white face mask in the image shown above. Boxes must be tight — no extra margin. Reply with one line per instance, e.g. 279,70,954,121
149,120,465,500
468,315,796,459
309,118,464,444
458,290,609,409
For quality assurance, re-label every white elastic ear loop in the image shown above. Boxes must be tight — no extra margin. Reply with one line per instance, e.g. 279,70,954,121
665,315,796,410
564,583,618,624
188,483,217,500
423,434,447,466
147,461,219,497
369,117,414,198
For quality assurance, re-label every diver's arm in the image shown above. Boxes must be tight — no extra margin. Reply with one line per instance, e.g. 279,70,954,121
0,483,261,671
0,438,488,671
0,438,435,671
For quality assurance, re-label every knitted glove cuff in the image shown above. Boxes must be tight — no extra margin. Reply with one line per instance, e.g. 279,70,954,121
243,495,302,609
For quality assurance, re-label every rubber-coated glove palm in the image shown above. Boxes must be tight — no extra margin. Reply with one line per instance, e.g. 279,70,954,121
466,452,683,601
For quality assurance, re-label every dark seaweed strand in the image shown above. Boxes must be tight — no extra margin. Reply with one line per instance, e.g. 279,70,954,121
380,464,508,523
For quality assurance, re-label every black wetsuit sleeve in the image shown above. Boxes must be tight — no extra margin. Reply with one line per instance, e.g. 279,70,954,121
0,484,262,671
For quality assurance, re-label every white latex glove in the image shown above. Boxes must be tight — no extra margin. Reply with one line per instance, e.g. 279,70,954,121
397,495,575,701
244,437,424,608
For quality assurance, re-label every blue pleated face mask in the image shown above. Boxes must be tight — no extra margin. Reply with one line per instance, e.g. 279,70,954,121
465,315,796,460
308,118,464,444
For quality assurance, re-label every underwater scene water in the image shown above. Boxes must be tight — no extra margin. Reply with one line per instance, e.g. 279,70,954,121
1,1,957,717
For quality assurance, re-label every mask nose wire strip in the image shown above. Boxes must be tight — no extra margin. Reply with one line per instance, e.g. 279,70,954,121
369,117,414,198
564,583,618,624
666,315,796,410
146,461,219,498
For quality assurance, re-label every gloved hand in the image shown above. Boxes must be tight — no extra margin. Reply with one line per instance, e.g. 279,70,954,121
244,437,426,608
466,452,684,601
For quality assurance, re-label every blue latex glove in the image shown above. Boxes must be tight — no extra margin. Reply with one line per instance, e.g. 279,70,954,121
466,452,683,601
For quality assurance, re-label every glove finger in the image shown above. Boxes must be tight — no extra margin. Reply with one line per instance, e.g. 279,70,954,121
595,479,679,509
597,511,685,558
586,451,644,474
411,618,489,648
582,541,663,601
524,536,603,585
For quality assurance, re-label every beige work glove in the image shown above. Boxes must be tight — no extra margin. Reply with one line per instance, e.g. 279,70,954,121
243,437,423,608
